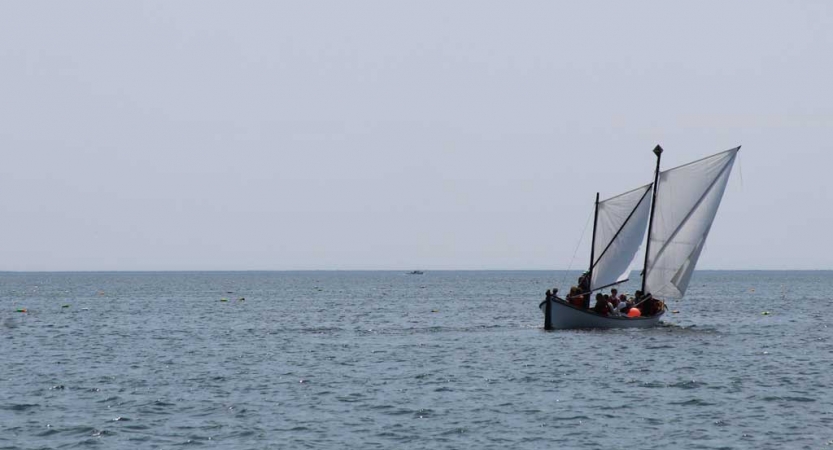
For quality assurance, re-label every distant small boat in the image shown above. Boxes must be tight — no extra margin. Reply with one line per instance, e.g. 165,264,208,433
407,270,425,275
541,145,740,330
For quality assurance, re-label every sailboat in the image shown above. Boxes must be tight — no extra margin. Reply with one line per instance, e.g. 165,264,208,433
540,145,740,329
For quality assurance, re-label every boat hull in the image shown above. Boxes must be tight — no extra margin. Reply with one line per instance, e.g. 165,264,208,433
540,299,664,330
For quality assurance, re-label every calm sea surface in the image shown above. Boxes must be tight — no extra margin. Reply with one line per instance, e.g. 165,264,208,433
1,271,831,449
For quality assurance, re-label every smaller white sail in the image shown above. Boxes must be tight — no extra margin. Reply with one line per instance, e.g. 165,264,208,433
643,147,739,298
590,183,652,291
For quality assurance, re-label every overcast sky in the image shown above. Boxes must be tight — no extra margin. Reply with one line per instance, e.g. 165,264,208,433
1,1,831,271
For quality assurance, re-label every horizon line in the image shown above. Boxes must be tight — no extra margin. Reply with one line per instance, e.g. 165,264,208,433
1,268,833,273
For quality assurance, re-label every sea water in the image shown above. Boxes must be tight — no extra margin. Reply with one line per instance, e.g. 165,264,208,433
1,271,831,449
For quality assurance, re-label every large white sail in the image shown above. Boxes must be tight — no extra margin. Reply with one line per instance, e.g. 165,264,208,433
590,183,652,291
643,147,739,298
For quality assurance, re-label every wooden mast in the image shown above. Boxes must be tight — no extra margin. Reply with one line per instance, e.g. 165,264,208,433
641,145,663,294
588,192,600,286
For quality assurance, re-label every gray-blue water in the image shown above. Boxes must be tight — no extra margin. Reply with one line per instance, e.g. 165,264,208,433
1,271,831,449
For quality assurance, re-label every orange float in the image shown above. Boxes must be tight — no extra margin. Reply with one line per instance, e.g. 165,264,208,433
627,308,641,318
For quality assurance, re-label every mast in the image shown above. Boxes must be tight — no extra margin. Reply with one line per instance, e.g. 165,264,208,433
641,145,663,294
588,192,600,287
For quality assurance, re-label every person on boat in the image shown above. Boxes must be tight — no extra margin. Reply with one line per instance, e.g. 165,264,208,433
616,294,630,315
632,292,658,316
592,293,604,315
641,293,663,316
578,272,591,308
615,299,628,315
610,288,618,302
654,297,665,315
571,286,587,309
545,289,553,303
577,272,589,291
642,292,652,314
631,290,646,315
593,293,611,316
609,294,621,316
566,287,582,307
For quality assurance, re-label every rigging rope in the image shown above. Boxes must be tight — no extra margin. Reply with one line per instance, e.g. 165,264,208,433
560,207,594,288
737,151,744,190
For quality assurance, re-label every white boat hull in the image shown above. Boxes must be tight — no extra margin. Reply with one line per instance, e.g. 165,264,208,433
540,299,664,330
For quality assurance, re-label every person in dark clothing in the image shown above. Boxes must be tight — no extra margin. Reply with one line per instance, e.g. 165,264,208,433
577,272,590,291
641,293,663,316
577,272,591,308
593,293,610,316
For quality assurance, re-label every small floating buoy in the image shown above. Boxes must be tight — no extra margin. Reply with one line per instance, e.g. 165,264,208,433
238,297,245,301
431,309,438,313
62,304,70,308
762,311,770,315
671,310,680,314
16,308,27,313
220,298,228,302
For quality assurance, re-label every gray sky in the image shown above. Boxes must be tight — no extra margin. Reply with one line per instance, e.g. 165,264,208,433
1,1,831,271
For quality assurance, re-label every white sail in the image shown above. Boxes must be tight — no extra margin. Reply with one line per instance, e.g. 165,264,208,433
643,147,739,298
590,183,652,291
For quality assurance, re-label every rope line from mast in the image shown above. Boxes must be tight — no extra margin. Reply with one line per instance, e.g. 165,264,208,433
561,207,594,287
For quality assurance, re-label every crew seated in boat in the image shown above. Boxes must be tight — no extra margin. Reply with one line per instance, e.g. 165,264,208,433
593,293,612,316
609,294,623,316
545,289,553,302
640,293,664,316
615,301,628,316
616,294,630,315
628,291,663,317
566,286,584,307
633,290,644,309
